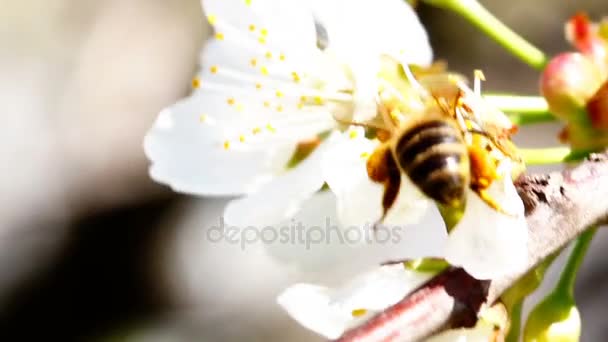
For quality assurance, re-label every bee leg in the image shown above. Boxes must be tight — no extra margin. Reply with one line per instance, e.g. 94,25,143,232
366,145,401,230
375,170,401,230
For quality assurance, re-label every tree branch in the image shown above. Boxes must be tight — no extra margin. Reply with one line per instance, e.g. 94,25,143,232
336,151,608,342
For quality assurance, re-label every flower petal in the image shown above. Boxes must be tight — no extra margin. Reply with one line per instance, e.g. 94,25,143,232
322,130,384,228
144,97,297,195
277,284,349,340
425,324,496,342
310,0,432,66
445,165,528,280
223,133,340,227
202,0,317,52
277,264,434,339
331,264,433,312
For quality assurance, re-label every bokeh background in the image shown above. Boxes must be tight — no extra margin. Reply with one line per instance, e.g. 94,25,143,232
1,0,608,340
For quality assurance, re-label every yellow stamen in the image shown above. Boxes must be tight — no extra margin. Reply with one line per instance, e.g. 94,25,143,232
207,15,217,25
215,32,224,40
351,309,367,317
210,65,218,74
191,77,201,89
223,140,230,150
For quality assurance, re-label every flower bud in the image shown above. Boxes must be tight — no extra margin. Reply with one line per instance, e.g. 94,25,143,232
523,292,581,342
586,79,608,131
540,52,603,124
565,13,608,69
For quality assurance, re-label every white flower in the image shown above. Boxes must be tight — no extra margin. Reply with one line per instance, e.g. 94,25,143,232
143,0,433,227
445,160,528,280
276,263,435,340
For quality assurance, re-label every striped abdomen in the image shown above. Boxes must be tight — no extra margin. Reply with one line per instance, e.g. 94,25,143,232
393,119,469,207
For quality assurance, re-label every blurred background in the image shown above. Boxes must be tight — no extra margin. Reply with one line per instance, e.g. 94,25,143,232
1,0,607,340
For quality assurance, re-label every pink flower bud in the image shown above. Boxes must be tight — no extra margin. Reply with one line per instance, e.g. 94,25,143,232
540,52,603,123
565,13,608,67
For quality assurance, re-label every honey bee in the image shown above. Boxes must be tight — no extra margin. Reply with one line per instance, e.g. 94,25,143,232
356,58,521,223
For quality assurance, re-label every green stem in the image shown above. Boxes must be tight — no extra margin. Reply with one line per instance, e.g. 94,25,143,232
483,94,556,125
506,300,523,342
423,0,547,70
555,228,597,296
519,147,572,165
484,94,548,113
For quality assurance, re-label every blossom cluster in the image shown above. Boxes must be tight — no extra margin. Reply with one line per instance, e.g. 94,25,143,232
143,0,528,339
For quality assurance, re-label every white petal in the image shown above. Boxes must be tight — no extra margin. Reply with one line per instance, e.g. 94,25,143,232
202,0,317,51
331,264,433,312
322,130,384,228
277,264,434,339
383,176,433,227
223,133,339,227
445,172,528,280
144,101,295,195
277,284,349,340
310,0,432,66
425,324,495,342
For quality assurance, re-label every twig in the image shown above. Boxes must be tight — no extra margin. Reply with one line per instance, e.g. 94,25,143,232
336,151,608,342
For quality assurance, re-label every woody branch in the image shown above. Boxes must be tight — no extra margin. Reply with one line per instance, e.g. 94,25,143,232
336,150,608,342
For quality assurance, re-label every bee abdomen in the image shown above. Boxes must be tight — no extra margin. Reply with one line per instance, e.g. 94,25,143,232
394,120,469,207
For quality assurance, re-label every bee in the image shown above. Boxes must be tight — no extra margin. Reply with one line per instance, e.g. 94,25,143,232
352,58,521,223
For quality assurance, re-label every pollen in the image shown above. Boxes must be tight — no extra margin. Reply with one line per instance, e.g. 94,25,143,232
260,66,269,76
210,65,218,74
265,51,272,59
191,77,201,89
291,71,301,83
297,103,304,109
263,101,270,108
275,90,284,98
314,96,324,105
239,135,246,142
236,103,244,112
244,0,252,5
207,14,217,25
248,24,256,32
258,36,267,44
227,97,236,105
252,127,262,134
279,53,286,61
276,104,284,112
349,130,358,139
255,83,262,90
266,123,276,133
199,114,207,122
215,32,224,40
360,152,370,159
300,95,307,102
223,140,231,150
351,309,367,317
260,28,268,36
250,58,257,67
